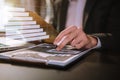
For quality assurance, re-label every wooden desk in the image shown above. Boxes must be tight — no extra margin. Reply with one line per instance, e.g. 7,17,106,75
0,51,120,80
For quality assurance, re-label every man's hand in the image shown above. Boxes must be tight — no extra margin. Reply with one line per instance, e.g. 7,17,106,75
54,26,98,50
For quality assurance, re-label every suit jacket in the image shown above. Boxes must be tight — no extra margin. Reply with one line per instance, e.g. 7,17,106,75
51,0,120,50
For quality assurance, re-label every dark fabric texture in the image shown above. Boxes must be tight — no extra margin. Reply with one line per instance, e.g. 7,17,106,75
53,0,120,50
38,0,120,50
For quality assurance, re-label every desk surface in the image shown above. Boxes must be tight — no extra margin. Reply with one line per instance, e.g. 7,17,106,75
0,51,120,80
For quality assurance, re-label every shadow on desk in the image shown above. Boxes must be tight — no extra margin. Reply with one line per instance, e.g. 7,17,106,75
0,50,120,80
97,50,120,65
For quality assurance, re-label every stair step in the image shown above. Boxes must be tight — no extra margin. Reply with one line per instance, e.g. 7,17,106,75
6,28,43,34
23,35,49,41
5,25,40,30
8,7,25,12
10,12,29,16
10,17,33,21
6,32,47,38
6,21,36,26
8,35,49,42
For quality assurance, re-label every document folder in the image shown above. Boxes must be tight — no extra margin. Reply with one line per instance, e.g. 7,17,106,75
0,43,91,67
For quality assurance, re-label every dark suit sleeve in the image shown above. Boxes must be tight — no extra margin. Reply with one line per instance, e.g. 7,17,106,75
95,1,120,50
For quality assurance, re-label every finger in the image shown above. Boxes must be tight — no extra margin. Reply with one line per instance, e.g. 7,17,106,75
56,36,67,46
71,29,83,46
75,35,91,49
56,33,76,50
71,37,82,47
75,40,86,49
60,26,77,36
54,26,77,45
56,36,71,50
56,26,77,39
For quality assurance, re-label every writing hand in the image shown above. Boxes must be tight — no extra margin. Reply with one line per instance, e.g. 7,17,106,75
54,26,98,50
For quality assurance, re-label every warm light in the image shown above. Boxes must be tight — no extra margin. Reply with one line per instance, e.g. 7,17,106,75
3,6,13,25
0,0,5,30
0,6,13,30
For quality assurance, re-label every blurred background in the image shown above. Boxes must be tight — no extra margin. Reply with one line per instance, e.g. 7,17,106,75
4,0,54,24
0,0,57,45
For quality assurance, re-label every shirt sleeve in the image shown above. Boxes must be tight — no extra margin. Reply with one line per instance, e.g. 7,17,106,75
92,37,102,49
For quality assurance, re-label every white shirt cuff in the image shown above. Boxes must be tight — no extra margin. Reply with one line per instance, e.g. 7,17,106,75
92,37,101,49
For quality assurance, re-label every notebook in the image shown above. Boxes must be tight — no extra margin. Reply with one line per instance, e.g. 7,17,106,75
0,43,91,67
